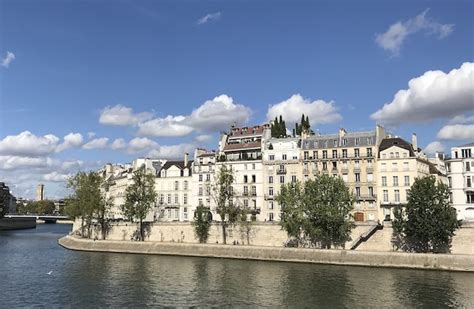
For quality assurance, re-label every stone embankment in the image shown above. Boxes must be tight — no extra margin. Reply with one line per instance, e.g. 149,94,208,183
58,235,474,272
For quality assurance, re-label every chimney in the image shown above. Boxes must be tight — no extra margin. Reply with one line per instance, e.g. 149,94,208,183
412,133,417,152
184,152,189,167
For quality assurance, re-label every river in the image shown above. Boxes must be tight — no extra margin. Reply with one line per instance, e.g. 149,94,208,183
1,224,473,308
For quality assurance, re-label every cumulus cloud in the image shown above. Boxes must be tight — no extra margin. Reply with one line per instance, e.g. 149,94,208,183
82,137,109,150
376,9,453,55
56,133,84,152
423,141,445,155
88,132,96,139
194,134,213,143
197,12,221,25
137,94,251,137
43,171,70,182
99,104,153,126
1,51,15,68
448,114,474,125
267,94,342,126
138,116,194,137
110,138,127,150
437,124,474,140
127,137,158,153
0,131,60,157
371,62,474,125
147,143,195,160
0,156,52,170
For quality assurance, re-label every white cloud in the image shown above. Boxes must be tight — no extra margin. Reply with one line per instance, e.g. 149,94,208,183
56,133,84,152
0,156,52,170
376,9,454,55
88,132,96,139
138,116,194,137
127,137,158,153
194,134,213,143
44,171,70,182
1,51,15,68
371,62,474,125
137,94,251,137
0,131,60,157
147,143,195,160
99,104,153,126
437,124,474,140
267,94,342,126
197,12,221,25
448,114,474,125
82,137,109,150
110,138,127,150
423,141,445,155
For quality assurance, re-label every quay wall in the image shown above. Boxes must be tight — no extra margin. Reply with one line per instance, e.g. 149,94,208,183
58,236,474,272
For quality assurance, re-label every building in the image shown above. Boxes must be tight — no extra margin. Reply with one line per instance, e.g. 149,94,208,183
101,163,133,220
216,124,271,221
191,148,216,219
262,137,301,221
446,143,474,221
155,154,193,221
0,182,16,217
376,134,445,221
300,126,387,222
36,184,45,201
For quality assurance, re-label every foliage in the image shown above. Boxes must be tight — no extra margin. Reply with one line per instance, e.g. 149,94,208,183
295,114,311,136
212,164,241,244
392,176,460,253
192,206,212,243
17,200,55,215
123,165,157,241
238,208,255,245
276,174,354,249
66,171,108,239
271,115,287,138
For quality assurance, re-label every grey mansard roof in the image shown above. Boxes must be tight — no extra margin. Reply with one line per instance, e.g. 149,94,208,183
378,138,415,157
301,131,376,150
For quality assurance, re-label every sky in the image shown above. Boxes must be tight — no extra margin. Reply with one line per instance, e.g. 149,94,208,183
0,0,473,199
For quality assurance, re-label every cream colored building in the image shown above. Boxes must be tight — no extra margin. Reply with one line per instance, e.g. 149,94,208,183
446,143,474,221
191,148,216,219
300,126,387,222
262,137,301,221
376,134,445,221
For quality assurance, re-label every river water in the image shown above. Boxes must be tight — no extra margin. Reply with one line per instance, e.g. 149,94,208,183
1,224,473,308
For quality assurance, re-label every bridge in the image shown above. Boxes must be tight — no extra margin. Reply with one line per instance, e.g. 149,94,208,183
4,214,71,224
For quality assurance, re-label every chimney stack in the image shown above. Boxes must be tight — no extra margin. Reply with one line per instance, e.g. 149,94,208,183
184,152,189,167
412,133,417,152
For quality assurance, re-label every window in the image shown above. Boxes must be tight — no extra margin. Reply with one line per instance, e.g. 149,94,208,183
282,154,287,160
367,137,373,145
269,187,274,196
467,192,474,203
383,190,388,202
403,162,409,171
174,194,179,204
269,176,273,184
466,162,471,172
313,151,318,159
304,151,309,160
269,213,274,221
269,201,274,210
198,199,203,206
382,154,386,159
332,150,337,158
448,177,452,188
332,161,337,170
244,175,248,183
355,173,360,182
243,186,248,195
355,137,360,146
159,194,164,204
198,186,203,196
206,174,210,182
381,163,387,171
342,149,347,158
280,175,285,183
395,152,400,158
382,176,387,187
355,187,360,197
184,180,188,190
323,162,327,170
367,159,373,167
342,174,348,182
367,148,372,157
354,149,360,158
354,160,360,168
251,186,256,196
243,199,249,207
183,194,188,205
292,175,297,183
199,174,203,182
468,176,472,188
367,173,373,182
369,186,374,197
404,176,410,187
333,140,338,147
392,162,398,171
252,175,256,183
394,190,400,202
269,155,275,161
252,163,255,170
167,194,171,204
342,139,347,146
393,176,399,187
174,181,179,190
323,151,328,159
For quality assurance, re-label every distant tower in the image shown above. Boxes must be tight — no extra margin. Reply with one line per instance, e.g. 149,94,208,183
36,184,45,201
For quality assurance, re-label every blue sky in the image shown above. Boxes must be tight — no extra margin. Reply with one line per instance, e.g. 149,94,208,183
0,0,473,199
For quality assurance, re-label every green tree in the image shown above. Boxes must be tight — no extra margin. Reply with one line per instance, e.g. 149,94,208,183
212,164,240,244
66,171,105,238
271,115,287,138
294,114,311,136
392,176,460,253
277,174,354,249
192,205,212,243
123,165,157,241
32,200,56,215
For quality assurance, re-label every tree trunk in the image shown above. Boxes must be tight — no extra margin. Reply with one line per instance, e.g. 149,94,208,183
222,222,227,244
140,218,144,241
81,217,85,237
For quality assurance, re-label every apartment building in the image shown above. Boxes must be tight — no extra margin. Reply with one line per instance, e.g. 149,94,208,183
376,134,445,221
300,126,387,222
216,124,271,221
191,148,216,219
155,154,193,222
262,137,301,221
446,143,474,221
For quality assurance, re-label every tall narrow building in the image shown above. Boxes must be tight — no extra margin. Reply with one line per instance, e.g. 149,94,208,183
36,184,45,201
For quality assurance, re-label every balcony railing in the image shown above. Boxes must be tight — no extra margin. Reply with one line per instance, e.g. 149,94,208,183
264,194,275,200
276,168,287,175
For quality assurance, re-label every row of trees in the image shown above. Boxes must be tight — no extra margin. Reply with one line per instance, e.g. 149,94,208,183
17,200,56,215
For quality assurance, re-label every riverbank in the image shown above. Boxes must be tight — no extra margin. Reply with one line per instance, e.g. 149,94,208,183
58,235,474,272
0,217,36,231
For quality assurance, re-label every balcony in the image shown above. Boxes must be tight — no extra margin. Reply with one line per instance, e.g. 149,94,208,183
366,166,374,173
341,167,349,173
276,168,287,175
250,192,257,197
264,194,275,200
356,194,377,201
353,166,361,172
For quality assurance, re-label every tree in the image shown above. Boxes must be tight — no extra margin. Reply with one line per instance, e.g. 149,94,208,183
192,206,212,243
32,200,56,215
123,165,157,241
271,115,287,138
277,174,354,249
392,176,460,253
294,114,311,136
66,171,106,238
212,164,240,244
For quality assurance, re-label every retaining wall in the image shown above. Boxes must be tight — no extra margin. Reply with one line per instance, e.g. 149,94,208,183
58,236,474,272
